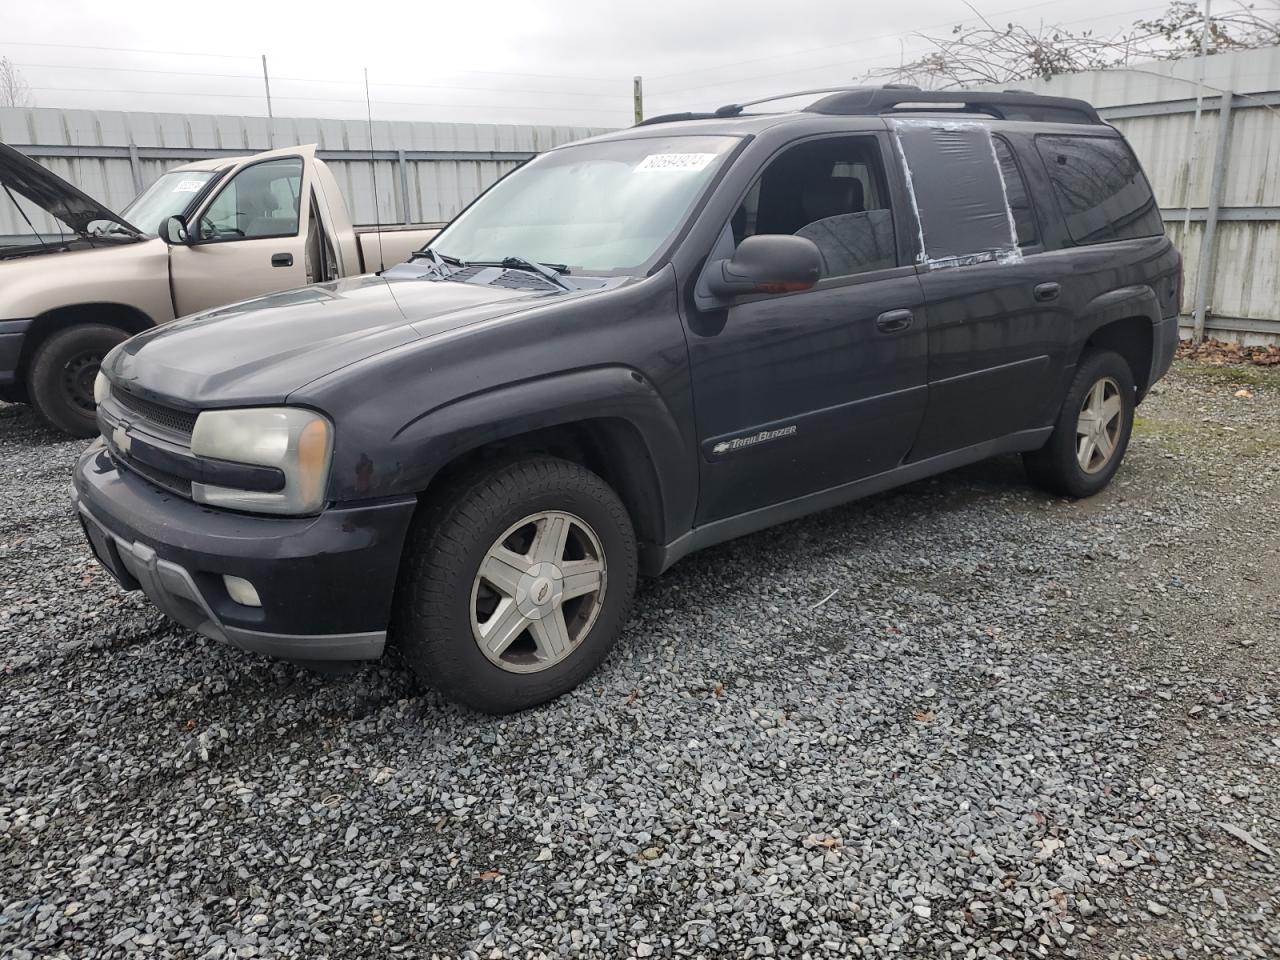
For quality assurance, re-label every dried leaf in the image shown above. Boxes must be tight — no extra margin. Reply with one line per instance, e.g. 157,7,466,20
913,710,936,723
477,870,503,881
1234,388,1253,398
1179,338,1280,367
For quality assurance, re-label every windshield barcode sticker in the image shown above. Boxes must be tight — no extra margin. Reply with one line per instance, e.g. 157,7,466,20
635,153,717,173
172,180,206,193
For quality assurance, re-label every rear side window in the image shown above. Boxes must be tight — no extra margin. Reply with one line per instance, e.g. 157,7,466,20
992,137,1037,247
1035,135,1163,244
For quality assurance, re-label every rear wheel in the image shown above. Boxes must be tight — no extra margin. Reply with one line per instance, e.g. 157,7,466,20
1024,348,1135,498
29,324,129,437
395,456,638,713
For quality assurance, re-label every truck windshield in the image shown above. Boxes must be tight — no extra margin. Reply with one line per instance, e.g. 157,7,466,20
429,135,739,274
121,170,219,236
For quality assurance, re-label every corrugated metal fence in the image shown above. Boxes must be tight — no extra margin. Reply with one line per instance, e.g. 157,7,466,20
0,107,609,233
5,50,1279,341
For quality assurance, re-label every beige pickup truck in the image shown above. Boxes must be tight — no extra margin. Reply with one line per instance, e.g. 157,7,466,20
0,143,441,435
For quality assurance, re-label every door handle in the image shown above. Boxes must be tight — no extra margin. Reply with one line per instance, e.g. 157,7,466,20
875,308,914,333
271,252,294,268
1034,282,1061,302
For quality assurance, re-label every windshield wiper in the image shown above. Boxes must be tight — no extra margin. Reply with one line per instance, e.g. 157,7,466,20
470,255,571,291
409,247,467,278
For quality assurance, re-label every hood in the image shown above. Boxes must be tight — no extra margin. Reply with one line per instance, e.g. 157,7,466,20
105,274,566,407
0,142,142,236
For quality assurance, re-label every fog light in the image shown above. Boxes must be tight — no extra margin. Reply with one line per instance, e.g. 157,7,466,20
223,575,261,607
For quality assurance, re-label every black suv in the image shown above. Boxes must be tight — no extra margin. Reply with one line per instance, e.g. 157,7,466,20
74,87,1182,713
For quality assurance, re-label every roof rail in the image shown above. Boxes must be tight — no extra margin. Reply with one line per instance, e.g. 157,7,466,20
710,86,894,118
635,111,722,127
805,87,1101,124
633,85,1101,127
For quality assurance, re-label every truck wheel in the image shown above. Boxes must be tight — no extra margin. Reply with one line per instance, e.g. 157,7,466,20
396,456,638,714
1023,348,1135,498
29,324,129,438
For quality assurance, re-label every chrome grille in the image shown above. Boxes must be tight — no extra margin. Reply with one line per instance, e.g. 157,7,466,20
111,387,198,437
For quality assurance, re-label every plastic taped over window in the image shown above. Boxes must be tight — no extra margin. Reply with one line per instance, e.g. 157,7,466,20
889,119,1020,268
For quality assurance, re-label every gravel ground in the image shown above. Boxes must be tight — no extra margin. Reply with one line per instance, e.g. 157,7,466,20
1,360,1277,959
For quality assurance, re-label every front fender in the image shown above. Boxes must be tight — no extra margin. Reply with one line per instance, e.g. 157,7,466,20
0,239,173,323
336,365,697,548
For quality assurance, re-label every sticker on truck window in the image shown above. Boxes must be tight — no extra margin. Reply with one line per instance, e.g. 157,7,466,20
172,180,206,193
635,153,717,173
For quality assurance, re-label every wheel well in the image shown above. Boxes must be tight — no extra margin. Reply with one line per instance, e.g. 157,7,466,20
1084,316,1153,398
421,419,666,550
15,303,153,393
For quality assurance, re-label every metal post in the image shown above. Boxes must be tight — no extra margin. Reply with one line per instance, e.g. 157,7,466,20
126,143,143,195
1193,91,1234,342
261,55,275,147
1179,0,1213,271
397,149,411,225
633,76,643,125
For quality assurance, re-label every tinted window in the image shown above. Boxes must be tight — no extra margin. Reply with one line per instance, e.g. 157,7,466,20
992,137,1037,247
199,157,303,241
732,136,897,279
1035,135,1163,244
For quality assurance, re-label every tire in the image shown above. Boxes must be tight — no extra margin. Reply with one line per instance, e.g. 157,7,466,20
395,456,638,714
1023,348,1136,498
29,324,129,438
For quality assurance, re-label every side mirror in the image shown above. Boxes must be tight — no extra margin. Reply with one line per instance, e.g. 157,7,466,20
704,234,822,299
161,215,190,245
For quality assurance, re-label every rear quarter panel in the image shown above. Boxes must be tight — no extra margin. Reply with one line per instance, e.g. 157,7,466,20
355,228,441,271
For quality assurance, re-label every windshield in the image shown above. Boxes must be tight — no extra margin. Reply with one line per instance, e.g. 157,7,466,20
430,135,739,274
121,170,219,236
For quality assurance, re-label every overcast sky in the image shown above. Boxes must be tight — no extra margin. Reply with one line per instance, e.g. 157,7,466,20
2,0,1182,128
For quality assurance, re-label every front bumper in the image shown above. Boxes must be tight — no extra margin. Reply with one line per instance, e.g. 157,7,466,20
72,440,417,661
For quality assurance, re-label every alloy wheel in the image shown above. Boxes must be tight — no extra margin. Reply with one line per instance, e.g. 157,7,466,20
469,511,607,674
1076,376,1123,474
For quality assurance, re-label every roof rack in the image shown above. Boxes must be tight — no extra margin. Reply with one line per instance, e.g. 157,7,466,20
636,85,1102,127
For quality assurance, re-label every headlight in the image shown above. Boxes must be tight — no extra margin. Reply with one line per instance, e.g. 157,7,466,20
93,371,109,406
190,407,333,515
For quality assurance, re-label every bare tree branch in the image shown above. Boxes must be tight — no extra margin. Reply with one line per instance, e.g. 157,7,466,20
864,1,1280,89
0,58,34,108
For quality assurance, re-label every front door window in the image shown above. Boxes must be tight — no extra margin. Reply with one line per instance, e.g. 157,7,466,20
730,136,898,279
198,157,303,242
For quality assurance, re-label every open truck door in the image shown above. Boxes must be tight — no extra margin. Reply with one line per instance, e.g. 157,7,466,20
164,145,317,316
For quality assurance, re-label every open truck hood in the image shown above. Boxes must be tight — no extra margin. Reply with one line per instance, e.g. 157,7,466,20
0,141,143,236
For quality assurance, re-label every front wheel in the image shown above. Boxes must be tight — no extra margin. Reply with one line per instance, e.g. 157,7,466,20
395,457,638,714
1024,348,1136,498
29,324,129,437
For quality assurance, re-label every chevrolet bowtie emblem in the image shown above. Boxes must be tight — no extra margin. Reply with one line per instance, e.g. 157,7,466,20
112,423,132,456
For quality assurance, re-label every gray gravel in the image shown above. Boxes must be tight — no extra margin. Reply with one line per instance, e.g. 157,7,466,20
2,360,1278,959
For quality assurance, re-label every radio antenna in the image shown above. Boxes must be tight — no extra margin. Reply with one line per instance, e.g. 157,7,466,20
364,67,386,274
